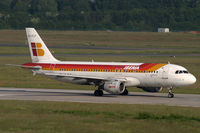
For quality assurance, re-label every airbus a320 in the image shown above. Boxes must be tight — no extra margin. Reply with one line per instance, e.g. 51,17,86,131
13,28,196,98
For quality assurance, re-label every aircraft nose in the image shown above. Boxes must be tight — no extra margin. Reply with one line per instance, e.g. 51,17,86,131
188,74,196,85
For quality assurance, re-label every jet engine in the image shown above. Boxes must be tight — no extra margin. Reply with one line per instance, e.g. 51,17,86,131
140,87,162,92
101,80,126,94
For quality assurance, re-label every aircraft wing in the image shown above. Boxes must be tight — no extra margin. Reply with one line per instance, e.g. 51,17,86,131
7,64,127,82
43,72,127,82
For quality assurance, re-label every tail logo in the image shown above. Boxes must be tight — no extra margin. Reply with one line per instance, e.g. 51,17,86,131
31,43,44,56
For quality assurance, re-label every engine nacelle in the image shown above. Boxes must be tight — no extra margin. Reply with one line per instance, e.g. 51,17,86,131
102,80,125,94
140,87,162,93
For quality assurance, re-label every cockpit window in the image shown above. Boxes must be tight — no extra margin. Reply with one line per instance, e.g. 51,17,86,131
175,70,189,74
183,70,189,74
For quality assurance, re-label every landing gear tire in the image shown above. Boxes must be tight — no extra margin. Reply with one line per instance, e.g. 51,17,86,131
120,88,128,95
94,90,103,96
168,93,174,98
167,87,174,98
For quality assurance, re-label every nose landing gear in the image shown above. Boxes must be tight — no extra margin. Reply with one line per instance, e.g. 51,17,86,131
168,87,174,98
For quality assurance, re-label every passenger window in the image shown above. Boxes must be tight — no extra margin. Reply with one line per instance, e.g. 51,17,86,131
179,71,183,74
175,71,179,74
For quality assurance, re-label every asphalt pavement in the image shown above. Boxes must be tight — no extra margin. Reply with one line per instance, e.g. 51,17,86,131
0,87,199,107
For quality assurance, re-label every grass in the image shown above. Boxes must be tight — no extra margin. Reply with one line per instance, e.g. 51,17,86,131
0,30,199,94
52,110,200,122
0,100,200,133
0,46,200,55
0,30,200,48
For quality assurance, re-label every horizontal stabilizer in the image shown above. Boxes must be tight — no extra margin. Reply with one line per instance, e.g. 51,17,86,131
6,64,42,70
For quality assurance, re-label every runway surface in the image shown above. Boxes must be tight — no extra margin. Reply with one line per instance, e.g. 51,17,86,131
0,87,200,107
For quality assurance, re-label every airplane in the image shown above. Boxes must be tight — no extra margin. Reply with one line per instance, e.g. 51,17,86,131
14,28,197,98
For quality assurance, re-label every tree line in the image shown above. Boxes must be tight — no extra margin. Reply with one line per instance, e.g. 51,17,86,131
0,0,199,31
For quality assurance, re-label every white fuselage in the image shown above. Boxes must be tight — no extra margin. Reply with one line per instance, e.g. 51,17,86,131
28,61,196,88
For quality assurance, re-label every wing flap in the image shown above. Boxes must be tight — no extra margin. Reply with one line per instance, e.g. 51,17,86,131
44,72,111,81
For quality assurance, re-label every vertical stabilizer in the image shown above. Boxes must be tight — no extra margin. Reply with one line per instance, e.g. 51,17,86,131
26,28,58,63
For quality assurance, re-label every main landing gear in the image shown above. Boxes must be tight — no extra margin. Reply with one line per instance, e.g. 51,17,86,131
94,87,129,96
168,87,174,98
120,88,128,95
94,89,103,96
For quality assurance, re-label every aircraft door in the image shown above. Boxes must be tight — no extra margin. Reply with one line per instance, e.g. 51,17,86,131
161,66,169,79
159,65,170,87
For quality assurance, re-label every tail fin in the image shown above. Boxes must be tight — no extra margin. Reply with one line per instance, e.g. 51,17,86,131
26,28,58,63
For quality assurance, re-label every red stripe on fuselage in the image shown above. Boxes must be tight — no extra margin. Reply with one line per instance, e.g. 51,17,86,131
139,63,157,70
22,63,162,71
